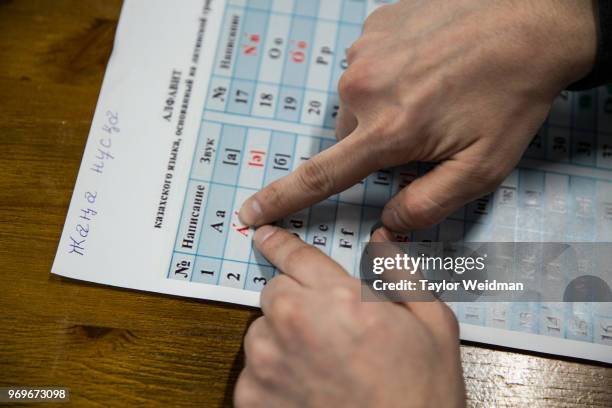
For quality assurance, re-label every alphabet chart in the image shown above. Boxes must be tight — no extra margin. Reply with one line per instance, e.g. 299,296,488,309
53,0,612,363
168,0,393,290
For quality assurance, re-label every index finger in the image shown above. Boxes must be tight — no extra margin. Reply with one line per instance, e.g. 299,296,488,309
254,225,349,288
238,129,377,227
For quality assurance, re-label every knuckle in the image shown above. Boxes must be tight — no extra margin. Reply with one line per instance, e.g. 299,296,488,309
331,285,359,304
337,71,355,101
259,180,288,214
397,196,445,230
440,302,459,343
255,230,285,263
433,302,460,341
346,36,370,64
360,304,394,333
360,308,383,329
249,341,280,381
268,293,301,326
243,329,259,358
346,41,361,65
443,309,460,340
244,316,266,344
286,244,318,266
338,62,379,102
234,374,259,408
260,274,289,300
296,157,335,196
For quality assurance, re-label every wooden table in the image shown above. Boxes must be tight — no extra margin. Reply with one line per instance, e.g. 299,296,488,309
0,1,610,406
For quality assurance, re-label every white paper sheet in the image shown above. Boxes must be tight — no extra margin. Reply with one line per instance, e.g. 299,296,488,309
52,0,612,364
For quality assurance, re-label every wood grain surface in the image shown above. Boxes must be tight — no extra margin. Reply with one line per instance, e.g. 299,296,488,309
0,1,610,406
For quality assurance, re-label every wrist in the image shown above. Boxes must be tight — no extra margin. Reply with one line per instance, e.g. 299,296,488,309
530,0,598,89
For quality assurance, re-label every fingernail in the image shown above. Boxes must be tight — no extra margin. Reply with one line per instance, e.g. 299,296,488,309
254,225,277,245
371,227,394,243
381,207,405,231
239,196,263,226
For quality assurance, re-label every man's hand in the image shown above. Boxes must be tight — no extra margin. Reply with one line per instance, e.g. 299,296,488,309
239,0,597,232
234,226,465,408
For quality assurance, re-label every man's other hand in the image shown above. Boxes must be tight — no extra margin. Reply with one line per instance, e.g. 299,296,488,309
239,0,596,232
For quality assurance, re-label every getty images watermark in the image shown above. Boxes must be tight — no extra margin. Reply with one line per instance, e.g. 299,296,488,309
359,242,612,303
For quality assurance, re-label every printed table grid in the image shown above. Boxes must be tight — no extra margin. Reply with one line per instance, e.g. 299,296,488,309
206,0,364,131
167,0,612,345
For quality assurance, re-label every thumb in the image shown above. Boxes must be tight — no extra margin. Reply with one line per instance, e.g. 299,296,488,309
239,128,379,226
381,158,501,232
369,227,459,344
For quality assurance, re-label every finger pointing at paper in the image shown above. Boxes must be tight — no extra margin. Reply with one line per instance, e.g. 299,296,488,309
239,0,597,232
234,226,465,407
